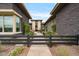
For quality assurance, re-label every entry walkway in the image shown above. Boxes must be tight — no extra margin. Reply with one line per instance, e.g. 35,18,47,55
27,45,52,56
34,32,43,36
27,32,52,56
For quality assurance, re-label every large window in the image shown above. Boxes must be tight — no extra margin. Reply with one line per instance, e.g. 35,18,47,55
0,16,3,32
4,16,13,32
0,15,21,33
0,16,13,32
16,16,21,32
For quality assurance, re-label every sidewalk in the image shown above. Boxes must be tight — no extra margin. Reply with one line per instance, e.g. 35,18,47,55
27,45,52,56
27,32,52,56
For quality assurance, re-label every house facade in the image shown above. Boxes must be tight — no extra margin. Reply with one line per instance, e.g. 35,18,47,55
30,20,42,32
50,3,79,35
0,3,31,35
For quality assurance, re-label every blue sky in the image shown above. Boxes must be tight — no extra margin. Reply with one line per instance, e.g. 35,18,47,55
24,3,56,22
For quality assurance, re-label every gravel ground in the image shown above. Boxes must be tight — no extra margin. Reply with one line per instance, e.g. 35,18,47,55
49,44,79,56
0,44,15,56
0,44,30,56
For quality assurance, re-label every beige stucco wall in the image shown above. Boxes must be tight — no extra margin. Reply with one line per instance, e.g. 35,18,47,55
37,21,42,31
32,21,36,31
31,20,42,31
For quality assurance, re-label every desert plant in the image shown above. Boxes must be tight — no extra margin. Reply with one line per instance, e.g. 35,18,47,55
9,47,24,56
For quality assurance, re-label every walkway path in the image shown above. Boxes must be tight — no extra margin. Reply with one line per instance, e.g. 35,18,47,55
27,45,52,56
27,32,52,56
34,32,43,36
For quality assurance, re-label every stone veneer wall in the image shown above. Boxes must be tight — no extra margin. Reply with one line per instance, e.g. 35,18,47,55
56,3,79,35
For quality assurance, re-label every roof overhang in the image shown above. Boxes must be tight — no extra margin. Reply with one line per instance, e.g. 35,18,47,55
44,15,56,25
16,3,32,19
0,9,22,17
50,3,65,15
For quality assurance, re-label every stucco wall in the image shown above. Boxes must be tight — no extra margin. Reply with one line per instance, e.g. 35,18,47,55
32,21,36,31
56,3,79,35
37,21,42,31
31,20,42,31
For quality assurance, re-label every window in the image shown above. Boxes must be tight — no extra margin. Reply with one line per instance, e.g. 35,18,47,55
4,16,13,32
16,16,21,32
0,15,21,33
0,16,3,32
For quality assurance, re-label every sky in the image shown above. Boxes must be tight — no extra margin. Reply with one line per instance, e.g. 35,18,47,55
24,3,56,22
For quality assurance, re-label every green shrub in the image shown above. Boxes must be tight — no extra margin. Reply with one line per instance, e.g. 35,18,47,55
28,31,34,36
9,47,24,56
44,31,53,36
23,22,34,36
23,22,30,34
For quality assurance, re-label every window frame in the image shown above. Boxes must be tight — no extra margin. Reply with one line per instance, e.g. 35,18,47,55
16,16,21,32
0,16,4,32
0,15,21,33
3,16,13,32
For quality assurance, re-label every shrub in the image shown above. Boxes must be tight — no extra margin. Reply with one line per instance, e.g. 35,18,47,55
9,47,24,56
23,22,30,34
44,31,53,36
23,22,34,36
28,31,34,36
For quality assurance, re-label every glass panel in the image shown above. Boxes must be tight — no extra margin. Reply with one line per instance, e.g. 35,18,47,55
0,16,3,32
4,16,13,32
16,16,20,32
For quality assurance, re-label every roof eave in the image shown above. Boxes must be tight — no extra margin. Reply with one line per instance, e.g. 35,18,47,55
50,3,65,15
17,3,32,19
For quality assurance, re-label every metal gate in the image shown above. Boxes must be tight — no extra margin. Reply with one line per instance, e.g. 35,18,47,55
0,35,78,47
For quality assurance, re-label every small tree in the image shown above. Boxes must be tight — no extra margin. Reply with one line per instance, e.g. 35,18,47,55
23,22,34,36
23,22,30,35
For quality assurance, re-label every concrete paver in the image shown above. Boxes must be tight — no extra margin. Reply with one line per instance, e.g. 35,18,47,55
27,45,52,56
34,32,43,36
27,32,52,56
